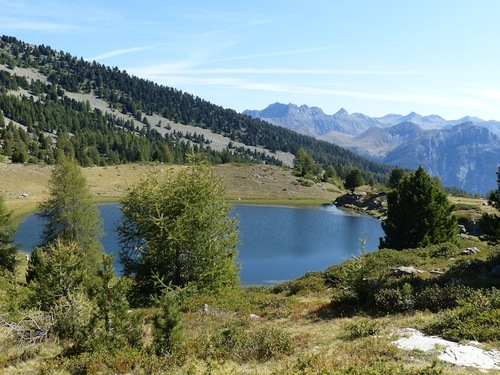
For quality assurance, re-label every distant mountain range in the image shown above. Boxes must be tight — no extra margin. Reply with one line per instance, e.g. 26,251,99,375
244,103,500,195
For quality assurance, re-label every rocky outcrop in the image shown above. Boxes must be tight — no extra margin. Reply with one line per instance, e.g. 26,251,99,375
392,328,500,372
334,192,387,217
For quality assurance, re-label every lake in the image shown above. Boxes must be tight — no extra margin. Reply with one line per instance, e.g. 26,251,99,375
14,204,384,285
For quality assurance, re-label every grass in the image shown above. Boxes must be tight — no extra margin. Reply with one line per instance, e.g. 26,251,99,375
2,244,499,374
1,162,340,213
2,161,500,373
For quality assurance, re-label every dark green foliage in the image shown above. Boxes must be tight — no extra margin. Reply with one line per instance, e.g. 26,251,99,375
375,283,415,313
293,147,321,177
343,317,382,340
28,240,91,311
488,166,500,207
0,194,17,274
480,166,500,241
344,167,365,192
90,255,143,353
322,164,337,182
324,242,478,316
387,167,405,189
426,288,500,342
151,289,185,357
380,166,457,250
0,36,394,182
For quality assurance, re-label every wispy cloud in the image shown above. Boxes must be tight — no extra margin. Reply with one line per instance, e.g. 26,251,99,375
206,46,339,64
128,64,423,77
1,20,74,32
86,46,155,61
138,73,494,112
458,88,500,101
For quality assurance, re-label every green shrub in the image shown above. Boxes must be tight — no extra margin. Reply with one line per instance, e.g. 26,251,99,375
425,288,500,342
428,242,460,258
151,288,185,357
343,317,382,340
329,289,361,317
250,326,294,361
273,271,326,296
208,324,293,362
414,281,472,312
375,283,415,313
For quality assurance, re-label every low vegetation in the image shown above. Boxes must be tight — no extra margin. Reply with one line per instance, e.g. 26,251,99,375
1,159,499,374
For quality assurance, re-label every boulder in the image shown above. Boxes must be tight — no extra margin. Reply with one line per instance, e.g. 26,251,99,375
392,266,425,276
461,247,479,255
392,328,500,371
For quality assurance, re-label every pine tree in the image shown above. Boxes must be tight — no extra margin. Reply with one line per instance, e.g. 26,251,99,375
344,168,365,193
479,166,500,241
380,166,456,250
0,194,17,274
387,168,405,189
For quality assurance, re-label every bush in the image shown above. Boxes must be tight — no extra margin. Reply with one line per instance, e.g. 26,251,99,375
329,289,361,317
151,289,185,357
208,324,294,362
375,283,415,313
343,317,382,340
428,242,460,258
273,271,326,296
425,288,500,342
252,326,294,361
414,281,472,312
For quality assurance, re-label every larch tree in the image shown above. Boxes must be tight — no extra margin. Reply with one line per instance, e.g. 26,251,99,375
379,166,456,250
117,157,239,303
26,156,104,282
293,147,315,177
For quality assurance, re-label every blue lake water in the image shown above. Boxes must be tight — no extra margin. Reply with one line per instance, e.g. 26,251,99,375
14,204,384,285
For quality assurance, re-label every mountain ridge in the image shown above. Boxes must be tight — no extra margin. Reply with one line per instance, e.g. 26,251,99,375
244,103,500,194
244,102,500,135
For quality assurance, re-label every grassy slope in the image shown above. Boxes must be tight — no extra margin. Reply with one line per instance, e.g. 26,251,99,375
1,161,499,374
0,162,343,215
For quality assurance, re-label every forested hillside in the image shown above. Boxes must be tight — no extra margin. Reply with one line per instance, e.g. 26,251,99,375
0,35,393,182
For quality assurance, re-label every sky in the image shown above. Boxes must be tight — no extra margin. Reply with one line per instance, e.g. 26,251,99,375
1,0,500,121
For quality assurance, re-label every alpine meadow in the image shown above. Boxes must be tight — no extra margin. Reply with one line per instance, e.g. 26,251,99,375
1,35,500,374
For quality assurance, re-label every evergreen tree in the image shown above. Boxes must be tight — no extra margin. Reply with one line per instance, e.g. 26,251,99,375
0,194,17,274
380,166,456,250
322,165,337,182
488,166,500,207
118,156,239,304
89,255,142,352
344,168,365,193
293,147,315,177
26,156,104,282
480,166,500,241
28,239,91,310
387,168,405,189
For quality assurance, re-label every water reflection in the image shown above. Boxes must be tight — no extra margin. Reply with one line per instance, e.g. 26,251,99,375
14,203,384,285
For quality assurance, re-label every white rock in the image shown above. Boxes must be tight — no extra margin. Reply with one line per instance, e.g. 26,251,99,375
439,345,500,371
392,328,500,371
